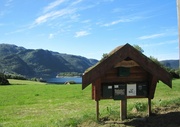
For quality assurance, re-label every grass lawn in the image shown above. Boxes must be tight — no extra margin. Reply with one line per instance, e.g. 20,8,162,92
0,79,179,127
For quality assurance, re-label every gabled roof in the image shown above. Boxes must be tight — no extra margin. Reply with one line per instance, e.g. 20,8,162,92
82,43,172,89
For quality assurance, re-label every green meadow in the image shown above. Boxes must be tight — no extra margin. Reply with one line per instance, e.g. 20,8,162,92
0,79,180,127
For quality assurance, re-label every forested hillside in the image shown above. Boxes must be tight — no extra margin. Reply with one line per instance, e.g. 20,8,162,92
0,44,98,78
160,60,179,69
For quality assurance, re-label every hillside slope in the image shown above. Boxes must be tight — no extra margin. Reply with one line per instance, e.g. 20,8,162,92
160,60,179,69
0,44,98,78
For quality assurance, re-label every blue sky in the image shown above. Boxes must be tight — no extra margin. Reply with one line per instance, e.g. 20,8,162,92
0,0,179,60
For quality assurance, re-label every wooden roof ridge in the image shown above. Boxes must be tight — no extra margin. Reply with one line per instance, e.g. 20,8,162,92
82,43,172,89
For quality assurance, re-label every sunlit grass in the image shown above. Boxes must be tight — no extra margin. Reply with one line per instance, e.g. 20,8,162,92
0,79,95,126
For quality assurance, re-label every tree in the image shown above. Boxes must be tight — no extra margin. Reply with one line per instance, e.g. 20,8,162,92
149,56,163,67
102,53,109,59
133,45,144,53
149,56,179,78
0,73,10,85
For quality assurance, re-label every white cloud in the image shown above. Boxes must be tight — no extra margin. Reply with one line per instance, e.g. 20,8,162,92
31,0,84,28
102,18,133,27
31,0,114,29
31,0,101,28
74,31,90,38
138,33,164,40
70,0,83,6
34,9,75,25
43,0,65,13
107,19,130,26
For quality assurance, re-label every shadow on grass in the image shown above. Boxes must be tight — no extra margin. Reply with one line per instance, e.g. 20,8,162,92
98,105,180,127
0,84,11,86
123,112,180,127
99,112,180,127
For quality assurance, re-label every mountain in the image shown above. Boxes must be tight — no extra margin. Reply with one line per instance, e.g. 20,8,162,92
0,44,98,78
160,60,179,69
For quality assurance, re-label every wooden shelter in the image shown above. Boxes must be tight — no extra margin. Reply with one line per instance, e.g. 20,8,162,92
82,43,172,120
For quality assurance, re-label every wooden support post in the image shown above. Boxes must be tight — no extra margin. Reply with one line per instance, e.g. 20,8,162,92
149,76,158,99
148,98,152,116
120,99,127,120
96,100,99,121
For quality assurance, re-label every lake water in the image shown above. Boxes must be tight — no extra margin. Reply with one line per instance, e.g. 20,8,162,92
47,77,82,84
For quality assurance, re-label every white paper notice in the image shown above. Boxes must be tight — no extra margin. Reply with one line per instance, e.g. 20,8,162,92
127,83,136,96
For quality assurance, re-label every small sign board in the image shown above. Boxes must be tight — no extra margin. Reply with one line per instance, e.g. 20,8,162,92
102,85,113,98
127,83,136,96
114,84,126,100
137,82,148,96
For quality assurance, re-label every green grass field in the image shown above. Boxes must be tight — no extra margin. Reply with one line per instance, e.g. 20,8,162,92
0,79,180,127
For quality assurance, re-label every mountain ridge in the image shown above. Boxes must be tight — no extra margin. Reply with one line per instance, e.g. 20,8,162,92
161,60,179,69
0,44,98,78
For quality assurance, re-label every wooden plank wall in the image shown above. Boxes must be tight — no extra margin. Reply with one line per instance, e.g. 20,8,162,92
101,66,148,83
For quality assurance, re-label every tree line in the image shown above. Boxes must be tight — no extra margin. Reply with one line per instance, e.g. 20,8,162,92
57,72,83,77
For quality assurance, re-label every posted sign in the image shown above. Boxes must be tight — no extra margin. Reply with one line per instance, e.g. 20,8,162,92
127,83,136,96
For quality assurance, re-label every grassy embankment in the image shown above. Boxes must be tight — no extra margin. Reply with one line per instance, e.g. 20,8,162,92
0,79,180,127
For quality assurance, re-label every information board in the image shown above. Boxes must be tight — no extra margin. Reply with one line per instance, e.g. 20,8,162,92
127,83,136,96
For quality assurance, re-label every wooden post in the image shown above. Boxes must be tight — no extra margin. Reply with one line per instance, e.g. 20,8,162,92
120,99,127,120
148,98,152,116
93,78,101,121
96,100,99,121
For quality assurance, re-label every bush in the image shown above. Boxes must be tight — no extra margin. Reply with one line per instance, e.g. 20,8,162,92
134,102,147,112
5,74,27,80
0,73,10,85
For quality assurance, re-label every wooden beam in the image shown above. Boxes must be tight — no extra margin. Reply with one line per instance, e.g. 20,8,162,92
92,79,101,121
149,76,158,99
93,78,101,101
92,84,95,100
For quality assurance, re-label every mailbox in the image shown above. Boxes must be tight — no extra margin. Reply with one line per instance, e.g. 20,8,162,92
137,82,148,96
102,84,113,98
114,84,126,100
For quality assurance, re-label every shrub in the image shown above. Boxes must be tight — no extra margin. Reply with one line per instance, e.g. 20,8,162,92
134,102,147,112
0,73,10,85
